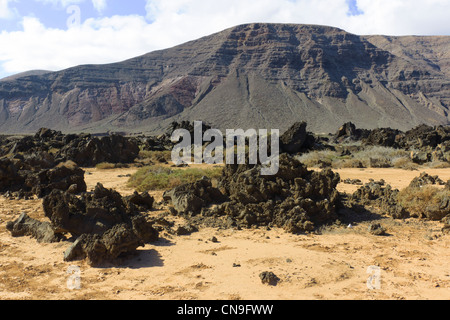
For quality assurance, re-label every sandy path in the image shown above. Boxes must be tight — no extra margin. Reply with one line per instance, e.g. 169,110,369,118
83,167,138,196
0,166,449,300
331,167,450,194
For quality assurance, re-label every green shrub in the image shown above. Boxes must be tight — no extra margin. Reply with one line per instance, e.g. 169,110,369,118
296,150,341,168
138,150,173,163
297,146,418,169
95,162,128,170
392,157,418,170
424,161,450,169
127,165,224,191
352,146,409,168
397,185,449,219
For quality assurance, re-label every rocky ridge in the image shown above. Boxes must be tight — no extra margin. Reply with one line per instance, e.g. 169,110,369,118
2,122,449,266
0,23,448,135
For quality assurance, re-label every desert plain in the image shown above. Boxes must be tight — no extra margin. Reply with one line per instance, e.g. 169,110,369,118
0,164,449,300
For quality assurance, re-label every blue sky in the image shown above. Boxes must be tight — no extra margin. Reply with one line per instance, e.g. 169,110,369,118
0,0,449,79
346,0,364,16
1,0,148,31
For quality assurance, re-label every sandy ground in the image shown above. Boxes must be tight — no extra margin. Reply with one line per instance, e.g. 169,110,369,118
0,166,449,300
333,167,450,194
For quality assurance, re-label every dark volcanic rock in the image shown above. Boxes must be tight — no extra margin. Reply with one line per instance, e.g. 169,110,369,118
351,181,409,219
43,183,155,237
343,178,363,185
0,158,25,193
334,122,370,143
332,123,450,165
175,223,199,236
6,213,64,243
259,271,280,286
0,129,141,168
280,122,307,154
63,224,145,267
408,172,445,188
0,157,86,198
217,153,341,231
6,180,158,266
401,124,448,150
40,183,158,266
163,177,226,215
141,135,173,152
57,134,140,167
350,174,449,222
25,162,87,198
280,122,317,154
34,127,65,143
368,223,386,236
165,153,341,233
362,128,403,148
165,121,212,141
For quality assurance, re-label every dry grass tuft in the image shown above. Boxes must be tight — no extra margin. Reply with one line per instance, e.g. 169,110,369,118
397,185,449,219
127,165,223,191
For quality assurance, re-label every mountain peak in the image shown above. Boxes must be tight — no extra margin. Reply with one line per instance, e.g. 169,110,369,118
225,22,348,34
0,23,448,134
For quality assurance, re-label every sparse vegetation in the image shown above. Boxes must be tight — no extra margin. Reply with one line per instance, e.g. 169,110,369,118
95,162,129,170
391,157,419,170
354,146,410,167
397,185,449,219
127,165,224,191
424,161,450,169
138,150,172,163
297,146,424,170
296,150,340,168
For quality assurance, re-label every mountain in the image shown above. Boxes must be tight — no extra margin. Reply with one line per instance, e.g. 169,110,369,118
0,23,449,135
0,70,53,82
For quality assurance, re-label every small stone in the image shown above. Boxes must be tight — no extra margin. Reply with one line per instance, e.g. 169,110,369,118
210,236,218,243
259,271,280,286
368,223,386,236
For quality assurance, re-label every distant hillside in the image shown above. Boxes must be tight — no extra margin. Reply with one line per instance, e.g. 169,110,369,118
0,23,449,135
0,70,53,82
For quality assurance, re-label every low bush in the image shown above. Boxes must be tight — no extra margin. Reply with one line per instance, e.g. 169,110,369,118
127,165,224,191
95,162,129,170
391,157,419,170
297,146,421,169
424,161,450,169
397,185,449,220
296,150,341,168
138,150,172,163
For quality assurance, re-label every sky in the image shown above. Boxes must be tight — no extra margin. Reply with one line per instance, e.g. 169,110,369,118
0,0,449,79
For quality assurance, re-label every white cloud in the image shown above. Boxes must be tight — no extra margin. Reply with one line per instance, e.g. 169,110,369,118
0,0,16,19
0,15,157,75
91,0,106,13
350,0,450,35
143,0,450,40
144,0,351,45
